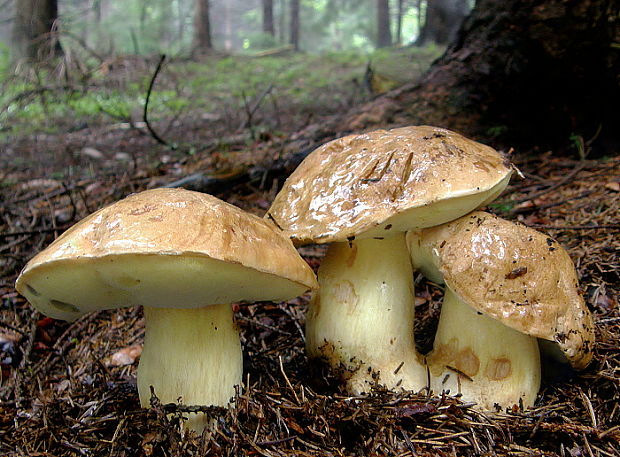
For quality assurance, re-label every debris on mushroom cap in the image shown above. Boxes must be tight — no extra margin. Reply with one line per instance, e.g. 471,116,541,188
15,188,318,321
267,126,513,245
408,211,595,370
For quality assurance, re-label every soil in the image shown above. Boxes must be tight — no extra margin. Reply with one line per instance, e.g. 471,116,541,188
0,65,618,456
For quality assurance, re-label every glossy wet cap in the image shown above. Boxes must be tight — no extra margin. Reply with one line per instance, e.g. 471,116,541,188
16,188,318,321
407,211,595,370
267,126,513,245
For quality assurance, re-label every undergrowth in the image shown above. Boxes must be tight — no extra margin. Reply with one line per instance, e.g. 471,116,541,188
0,46,442,141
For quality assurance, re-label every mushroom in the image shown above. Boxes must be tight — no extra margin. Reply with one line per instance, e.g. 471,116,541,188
407,211,595,410
15,188,318,432
266,126,514,394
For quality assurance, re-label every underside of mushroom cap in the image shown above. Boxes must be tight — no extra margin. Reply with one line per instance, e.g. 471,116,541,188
16,188,318,320
407,211,595,370
267,126,513,244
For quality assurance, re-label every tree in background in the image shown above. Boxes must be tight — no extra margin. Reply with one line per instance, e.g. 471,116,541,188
289,0,299,50
343,0,618,153
12,0,63,61
263,0,275,37
416,0,469,46
193,0,212,55
395,0,404,45
376,0,392,47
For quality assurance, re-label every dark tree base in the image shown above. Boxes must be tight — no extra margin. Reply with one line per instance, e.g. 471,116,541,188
342,0,619,155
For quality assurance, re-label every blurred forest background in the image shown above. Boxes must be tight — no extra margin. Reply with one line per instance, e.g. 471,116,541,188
0,0,474,178
2,0,466,56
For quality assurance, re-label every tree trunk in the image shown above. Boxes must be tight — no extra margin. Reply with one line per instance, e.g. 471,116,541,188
396,0,404,45
223,1,232,51
278,0,286,43
307,0,619,157
193,0,212,55
159,0,173,49
177,0,186,44
93,0,102,23
263,0,275,36
416,0,469,46
289,0,300,51
376,0,392,48
12,0,63,61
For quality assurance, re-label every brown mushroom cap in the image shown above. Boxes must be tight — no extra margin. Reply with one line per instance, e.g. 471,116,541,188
408,211,595,370
267,126,513,245
16,188,318,321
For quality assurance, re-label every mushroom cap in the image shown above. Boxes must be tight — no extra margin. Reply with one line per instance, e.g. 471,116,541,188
407,211,595,370
16,188,318,321
267,126,513,245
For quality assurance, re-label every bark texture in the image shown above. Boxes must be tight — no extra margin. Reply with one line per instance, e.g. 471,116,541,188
377,0,393,48
416,0,469,46
263,0,275,36
343,0,620,153
290,0,300,51
12,0,62,61
192,0,212,55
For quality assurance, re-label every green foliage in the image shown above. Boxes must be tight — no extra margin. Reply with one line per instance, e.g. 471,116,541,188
0,46,442,140
486,125,509,138
487,200,515,214
569,133,586,159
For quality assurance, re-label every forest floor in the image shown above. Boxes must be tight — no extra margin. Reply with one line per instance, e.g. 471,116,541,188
0,49,618,456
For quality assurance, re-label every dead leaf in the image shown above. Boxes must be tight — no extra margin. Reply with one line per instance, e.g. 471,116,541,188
107,344,142,366
515,200,535,209
80,147,104,160
604,181,619,192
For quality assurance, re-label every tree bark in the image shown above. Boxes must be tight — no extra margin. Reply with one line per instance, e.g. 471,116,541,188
396,0,404,45
416,0,469,46
376,0,392,48
340,0,619,153
193,0,212,55
12,0,63,61
289,0,300,51
263,0,275,36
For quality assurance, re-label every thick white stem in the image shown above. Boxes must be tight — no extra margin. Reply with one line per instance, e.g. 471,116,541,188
138,304,242,432
306,234,427,394
428,288,541,410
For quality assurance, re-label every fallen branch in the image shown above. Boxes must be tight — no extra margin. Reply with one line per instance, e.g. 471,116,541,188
143,54,174,149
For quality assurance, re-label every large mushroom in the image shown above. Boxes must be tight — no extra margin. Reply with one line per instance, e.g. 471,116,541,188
15,188,318,432
407,211,595,410
266,126,514,394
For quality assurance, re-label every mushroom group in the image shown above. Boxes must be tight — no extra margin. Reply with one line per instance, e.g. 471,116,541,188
267,125,594,409
266,126,515,393
15,125,595,430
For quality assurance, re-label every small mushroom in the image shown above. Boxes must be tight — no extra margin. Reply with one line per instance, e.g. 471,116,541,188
15,188,317,432
407,211,595,410
267,126,514,394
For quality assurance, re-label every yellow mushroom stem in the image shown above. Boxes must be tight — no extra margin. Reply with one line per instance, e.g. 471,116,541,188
305,233,427,394
138,304,243,433
427,288,541,410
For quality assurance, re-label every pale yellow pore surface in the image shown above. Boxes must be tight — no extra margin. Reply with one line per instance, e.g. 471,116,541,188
16,188,318,321
407,211,595,370
267,126,513,244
